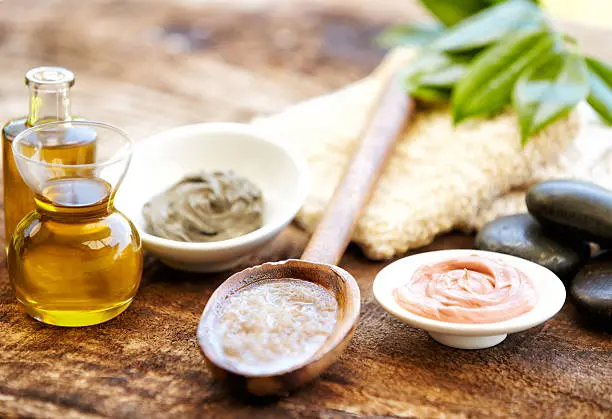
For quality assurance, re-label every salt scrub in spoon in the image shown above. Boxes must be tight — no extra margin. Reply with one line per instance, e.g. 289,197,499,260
213,279,338,375
393,255,538,324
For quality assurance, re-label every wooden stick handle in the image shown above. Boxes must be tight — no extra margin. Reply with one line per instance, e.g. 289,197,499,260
301,74,414,265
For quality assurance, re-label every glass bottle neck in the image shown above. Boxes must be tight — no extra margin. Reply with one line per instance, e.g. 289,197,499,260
34,196,115,220
26,86,72,126
33,177,116,221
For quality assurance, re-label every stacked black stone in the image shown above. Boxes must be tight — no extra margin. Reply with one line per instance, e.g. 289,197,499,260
476,180,612,328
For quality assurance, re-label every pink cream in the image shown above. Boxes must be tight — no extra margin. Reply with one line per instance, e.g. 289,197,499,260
393,255,538,324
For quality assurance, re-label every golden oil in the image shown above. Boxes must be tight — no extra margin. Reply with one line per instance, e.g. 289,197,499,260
8,176,143,327
2,67,95,243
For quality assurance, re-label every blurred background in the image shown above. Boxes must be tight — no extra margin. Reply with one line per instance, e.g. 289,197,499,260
1,0,611,140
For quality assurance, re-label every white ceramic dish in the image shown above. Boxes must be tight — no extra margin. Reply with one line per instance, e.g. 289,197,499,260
373,249,566,349
115,122,309,273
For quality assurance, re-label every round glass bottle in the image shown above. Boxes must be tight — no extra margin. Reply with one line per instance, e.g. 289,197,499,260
7,121,142,327
2,67,95,244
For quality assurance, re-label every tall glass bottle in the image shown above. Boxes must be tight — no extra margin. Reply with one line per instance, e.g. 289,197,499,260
2,67,96,243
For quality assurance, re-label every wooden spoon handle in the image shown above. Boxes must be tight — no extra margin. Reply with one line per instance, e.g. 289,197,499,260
301,74,414,265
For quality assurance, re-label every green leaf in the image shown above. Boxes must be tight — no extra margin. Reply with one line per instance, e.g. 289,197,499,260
419,0,486,27
513,52,589,143
403,51,470,91
452,30,556,123
411,86,452,103
376,22,443,48
585,57,612,124
430,0,545,52
419,63,468,87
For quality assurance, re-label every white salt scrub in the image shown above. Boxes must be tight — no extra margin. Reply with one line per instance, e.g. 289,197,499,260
215,279,338,375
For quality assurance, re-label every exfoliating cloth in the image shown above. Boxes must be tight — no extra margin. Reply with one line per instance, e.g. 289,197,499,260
253,48,612,260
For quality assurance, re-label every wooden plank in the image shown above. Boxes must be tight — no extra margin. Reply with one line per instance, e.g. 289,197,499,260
0,1,610,417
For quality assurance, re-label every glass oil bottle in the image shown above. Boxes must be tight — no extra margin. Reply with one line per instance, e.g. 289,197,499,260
2,67,96,244
7,121,143,327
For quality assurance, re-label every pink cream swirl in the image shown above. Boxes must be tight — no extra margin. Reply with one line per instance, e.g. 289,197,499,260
393,255,538,324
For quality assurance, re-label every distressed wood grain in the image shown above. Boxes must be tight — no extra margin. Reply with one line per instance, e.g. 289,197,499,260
0,1,610,418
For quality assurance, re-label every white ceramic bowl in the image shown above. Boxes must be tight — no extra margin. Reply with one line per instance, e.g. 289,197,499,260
373,249,566,350
115,122,309,273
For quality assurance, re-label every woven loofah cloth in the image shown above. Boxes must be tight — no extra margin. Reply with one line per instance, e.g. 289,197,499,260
253,48,612,260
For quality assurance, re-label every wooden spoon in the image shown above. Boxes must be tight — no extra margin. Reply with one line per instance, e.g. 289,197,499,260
197,75,414,396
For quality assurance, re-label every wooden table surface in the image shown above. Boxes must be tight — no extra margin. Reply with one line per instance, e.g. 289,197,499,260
0,1,610,418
